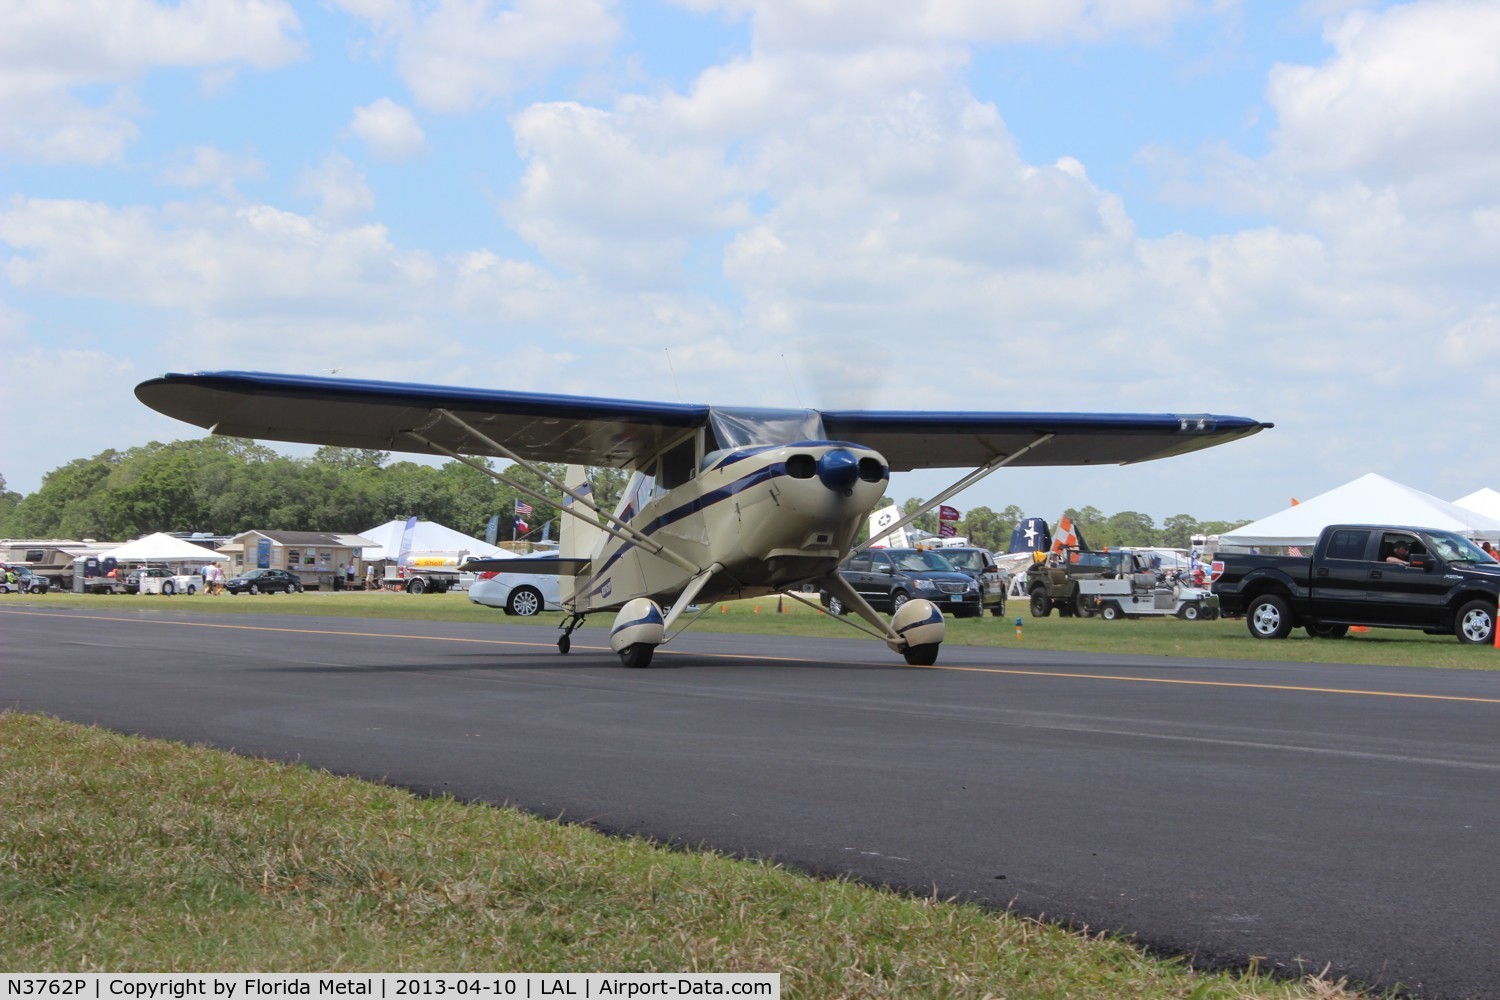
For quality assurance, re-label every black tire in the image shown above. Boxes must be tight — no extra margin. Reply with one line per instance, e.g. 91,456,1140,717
1454,599,1496,645
826,595,845,616
902,643,940,666
162,581,175,596
186,584,196,595
290,583,302,594
891,591,909,612
407,578,426,595
558,635,571,655
1029,587,1052,618
1100,602,1122,621
1180,603,1201,621
248,584,259,595
1306,623,1349,639
508,586,544,617
619,643,654,668
1246,594,1294,639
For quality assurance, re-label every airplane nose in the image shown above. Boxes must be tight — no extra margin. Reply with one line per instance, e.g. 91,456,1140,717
817,448,860,492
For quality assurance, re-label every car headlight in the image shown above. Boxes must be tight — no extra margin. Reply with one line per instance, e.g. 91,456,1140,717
914,579,935,591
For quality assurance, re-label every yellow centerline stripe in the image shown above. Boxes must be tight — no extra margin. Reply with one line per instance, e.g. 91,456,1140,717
5,607,1498,703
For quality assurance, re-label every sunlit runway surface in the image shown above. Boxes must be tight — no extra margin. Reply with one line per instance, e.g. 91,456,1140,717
5,606,1500,998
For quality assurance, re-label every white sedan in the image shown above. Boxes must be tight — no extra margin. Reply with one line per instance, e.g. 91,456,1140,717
467,561,564,617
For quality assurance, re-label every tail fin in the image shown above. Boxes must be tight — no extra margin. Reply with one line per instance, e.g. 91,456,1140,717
559,465,603,602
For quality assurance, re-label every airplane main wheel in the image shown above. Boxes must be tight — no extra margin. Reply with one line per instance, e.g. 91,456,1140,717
558,635,570,654
902,643,940,666
619,643,655,668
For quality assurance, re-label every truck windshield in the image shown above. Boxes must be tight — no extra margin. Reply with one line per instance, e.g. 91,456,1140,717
1428,532,1497,564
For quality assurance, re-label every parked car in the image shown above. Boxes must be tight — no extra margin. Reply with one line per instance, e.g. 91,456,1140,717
224,568,304,595
922,546,1008,616
820,548,982,617
468,560,564,616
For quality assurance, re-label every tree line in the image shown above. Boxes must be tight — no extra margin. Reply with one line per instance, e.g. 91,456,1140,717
0,439,1247,551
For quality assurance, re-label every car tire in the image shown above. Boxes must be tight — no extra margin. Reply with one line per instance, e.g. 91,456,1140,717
186,584,196,595
290,583,302,594
1179,603,1200,621
1246,594,1294,639
508,586,544,617
825,595,845,616
1455,599,1496,645
162,581,175,596
1100,602,1122,621
248,584,259,595
891,591,909,612
1029,587,1052,618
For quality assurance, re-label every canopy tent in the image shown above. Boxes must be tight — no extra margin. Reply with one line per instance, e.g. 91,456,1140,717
1454,487,1500,521
359,519,512,562
1219,473,1500,547
106,532,228,563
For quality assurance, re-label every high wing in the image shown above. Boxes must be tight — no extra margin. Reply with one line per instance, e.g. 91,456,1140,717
135,370,1270,470
820,410,1270,471
135,370,707,469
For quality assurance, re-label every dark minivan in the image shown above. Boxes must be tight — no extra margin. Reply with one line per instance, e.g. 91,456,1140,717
821,548,982,618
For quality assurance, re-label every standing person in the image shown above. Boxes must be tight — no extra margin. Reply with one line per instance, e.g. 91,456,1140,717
365,563,376,591
346,561,357,590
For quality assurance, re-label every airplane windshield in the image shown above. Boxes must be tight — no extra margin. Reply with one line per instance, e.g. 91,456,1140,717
708,407,826,449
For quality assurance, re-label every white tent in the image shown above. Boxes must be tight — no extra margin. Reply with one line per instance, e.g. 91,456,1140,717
1454,488,1500,521
106,532,228,563
359,519,512,561
1219,473,1500,547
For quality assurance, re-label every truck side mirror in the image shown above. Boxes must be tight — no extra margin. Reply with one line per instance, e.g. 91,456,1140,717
1409,554,1432,571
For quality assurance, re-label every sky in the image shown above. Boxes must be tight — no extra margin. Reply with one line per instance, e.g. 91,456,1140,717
3,0,1498,526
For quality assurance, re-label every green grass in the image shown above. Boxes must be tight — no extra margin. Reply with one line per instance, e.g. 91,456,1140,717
15,587,1499,670
0,713,1367,997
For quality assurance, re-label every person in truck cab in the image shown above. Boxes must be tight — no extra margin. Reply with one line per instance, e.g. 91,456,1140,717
1385,539,1415,565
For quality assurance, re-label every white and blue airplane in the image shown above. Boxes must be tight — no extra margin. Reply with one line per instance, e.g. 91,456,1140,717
136,371,1270,667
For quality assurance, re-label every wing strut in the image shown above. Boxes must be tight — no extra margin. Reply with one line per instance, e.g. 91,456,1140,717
856,433,1055,556
404,409,701,575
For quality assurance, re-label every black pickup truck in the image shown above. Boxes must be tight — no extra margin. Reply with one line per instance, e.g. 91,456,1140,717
1211,524,1499,644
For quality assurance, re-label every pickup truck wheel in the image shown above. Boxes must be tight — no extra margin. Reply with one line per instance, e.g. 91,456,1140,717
826,595,845,616
1029,587,1052,618
508,586,544,617
1247,594,1293,639
1455,599,1496,645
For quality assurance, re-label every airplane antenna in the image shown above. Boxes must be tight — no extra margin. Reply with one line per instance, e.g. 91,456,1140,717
664,348,683,402
781,353,803,407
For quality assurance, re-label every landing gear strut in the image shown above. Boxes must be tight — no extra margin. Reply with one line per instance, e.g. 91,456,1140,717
558,613,587,654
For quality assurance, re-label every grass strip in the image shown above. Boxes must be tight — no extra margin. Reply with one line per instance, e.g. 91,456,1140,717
14,589,1499,670
0,713,1367,997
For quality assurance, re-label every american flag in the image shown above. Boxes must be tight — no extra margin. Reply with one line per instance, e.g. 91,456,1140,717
515,499,533,515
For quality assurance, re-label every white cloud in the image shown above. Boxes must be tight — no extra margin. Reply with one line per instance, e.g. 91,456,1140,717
296,154,376,223
333,0,620,113
349,98,427,159
161,145,267,197
0,0,304,163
